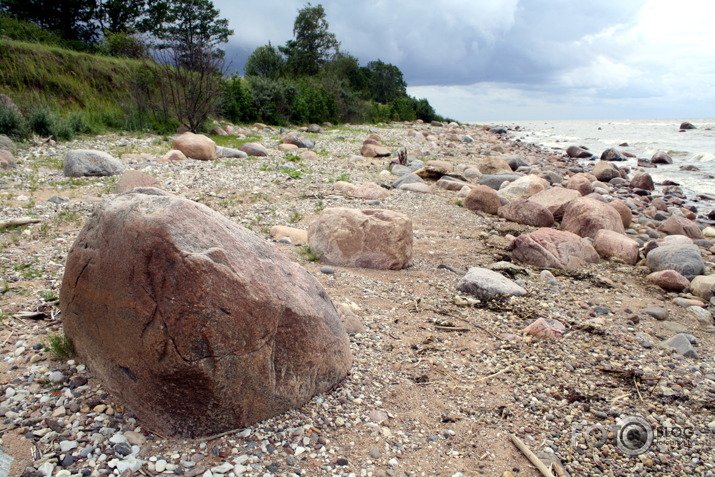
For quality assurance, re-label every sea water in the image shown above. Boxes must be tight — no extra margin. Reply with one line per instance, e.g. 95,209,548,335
504,118,715,201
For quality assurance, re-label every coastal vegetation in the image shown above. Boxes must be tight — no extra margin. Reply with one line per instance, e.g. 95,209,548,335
0,1,448,139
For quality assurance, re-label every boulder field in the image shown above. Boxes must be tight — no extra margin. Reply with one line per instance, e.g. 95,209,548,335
2,121,715,475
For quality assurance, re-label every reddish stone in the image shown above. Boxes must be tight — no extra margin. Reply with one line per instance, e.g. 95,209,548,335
511,228,600,270
630,172,654,190
528,187,581,219
646,270,690,291
60,189,350,437
114,170,161,193
498,200,554,227
463,184,501,215
658,215,704,239
593,229,640,264
308,208,412,270
566,173,594,196
609,200,633,229
562,197,625,239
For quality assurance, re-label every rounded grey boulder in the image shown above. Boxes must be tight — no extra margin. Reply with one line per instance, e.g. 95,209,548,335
64,149,124,177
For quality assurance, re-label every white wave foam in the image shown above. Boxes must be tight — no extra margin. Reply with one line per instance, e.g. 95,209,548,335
689,152,715,162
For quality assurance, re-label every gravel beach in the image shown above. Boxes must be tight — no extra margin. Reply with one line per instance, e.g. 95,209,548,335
1,121,714,477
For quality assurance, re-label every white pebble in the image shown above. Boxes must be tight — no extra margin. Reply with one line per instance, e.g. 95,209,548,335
59,440,78,453
109,433,128,444
48,371,64,383
211,462,234,473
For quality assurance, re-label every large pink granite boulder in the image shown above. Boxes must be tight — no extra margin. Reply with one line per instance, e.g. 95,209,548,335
528,188,581,219
511,228,600,270
498,200,554,227
658,215,704,240
60,188,351,438
562,197,625,239
593,229,640,264
308,208,412,270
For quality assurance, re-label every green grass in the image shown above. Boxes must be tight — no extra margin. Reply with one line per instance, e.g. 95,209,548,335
53,209,83,225
0,39,179,137
40,290,58,302
31,155,64,170
330,173,351,183
250,192,270,203
45,333,75,361
289,211,304,224
208,135,261,148
284,153,302,162
13,260,43,279
298,246,322,262
279,166,303,179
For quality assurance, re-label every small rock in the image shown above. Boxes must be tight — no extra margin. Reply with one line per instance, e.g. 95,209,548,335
320,266,335,275
456,267,526,300
124,431,146,446
59,440,78,453
641,307,669,321
114,442,133,456
664,333,699,359
211,462,234,473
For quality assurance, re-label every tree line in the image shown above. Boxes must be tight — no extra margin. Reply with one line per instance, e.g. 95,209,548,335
0,0,448,135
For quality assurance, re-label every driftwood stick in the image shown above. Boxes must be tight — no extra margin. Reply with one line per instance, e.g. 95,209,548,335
198,427,245,442
510,434,556,477
0,217,41,229
434,325,470,332
472,365,513,383
1,330,14,347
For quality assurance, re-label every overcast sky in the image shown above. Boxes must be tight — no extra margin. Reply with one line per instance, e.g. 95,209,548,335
214,0,715,122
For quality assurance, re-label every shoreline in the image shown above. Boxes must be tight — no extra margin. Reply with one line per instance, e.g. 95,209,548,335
501,118,715,205
1,121,715,476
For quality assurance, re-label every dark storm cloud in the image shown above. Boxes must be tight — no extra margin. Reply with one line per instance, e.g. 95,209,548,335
217,0,646,86
213,0,715,120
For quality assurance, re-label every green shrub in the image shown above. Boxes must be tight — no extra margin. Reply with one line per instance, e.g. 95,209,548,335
0,102,29,138
101,32,148,59
66,111,92,134
45,333,75,361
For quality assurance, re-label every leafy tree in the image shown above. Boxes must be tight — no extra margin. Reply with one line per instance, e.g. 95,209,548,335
223,75,257,124
0,0,98,44
247,76,297,126
96,0,147,34
244,43,285,79
322,52,369,96
146,0,233,131
365,59,407,104
280,3,339,77
147,0,232,72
